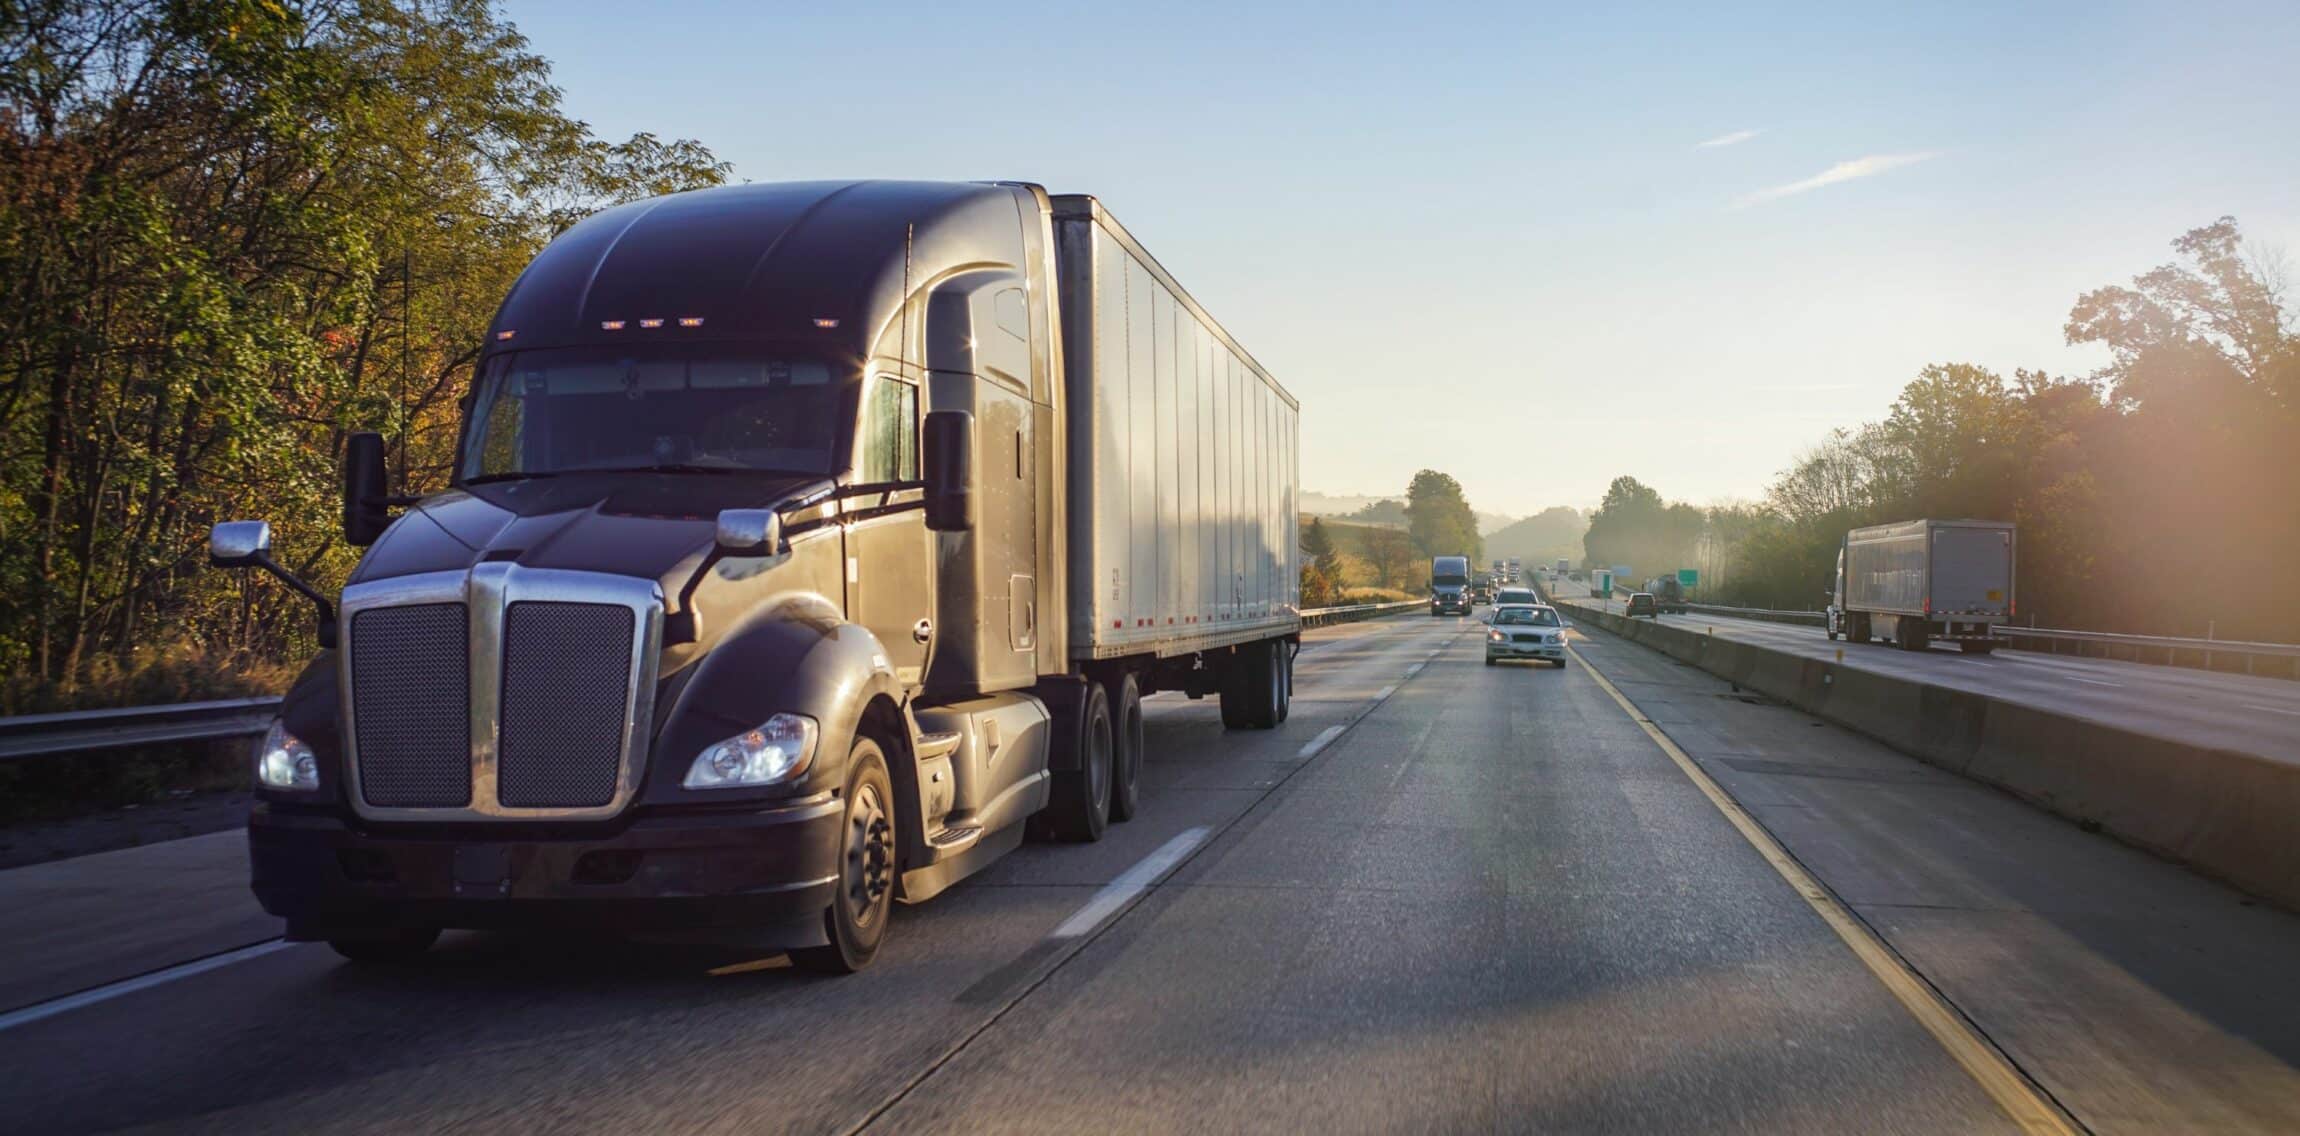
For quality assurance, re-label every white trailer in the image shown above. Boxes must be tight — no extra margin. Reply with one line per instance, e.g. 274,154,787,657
1827,519,2015,653
1053,198,1300,667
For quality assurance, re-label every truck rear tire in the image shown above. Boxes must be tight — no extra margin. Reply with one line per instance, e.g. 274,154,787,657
792,738,897,974
1104,672,1143,822
1959,641,1997,655
1039,681,1113,842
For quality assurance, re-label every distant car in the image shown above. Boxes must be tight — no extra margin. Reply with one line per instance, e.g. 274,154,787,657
1494,587,1538,608
1626,592,1659,619
1486,604,1569,667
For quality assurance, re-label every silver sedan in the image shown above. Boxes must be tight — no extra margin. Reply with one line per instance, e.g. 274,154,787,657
1485,604,1569,667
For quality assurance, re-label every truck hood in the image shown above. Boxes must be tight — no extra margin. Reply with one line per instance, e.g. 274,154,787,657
347,472,828,595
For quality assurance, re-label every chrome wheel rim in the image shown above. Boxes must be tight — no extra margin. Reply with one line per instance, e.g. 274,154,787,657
844,781,892,928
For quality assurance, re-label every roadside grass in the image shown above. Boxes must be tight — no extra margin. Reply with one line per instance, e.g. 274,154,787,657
1,641,298,826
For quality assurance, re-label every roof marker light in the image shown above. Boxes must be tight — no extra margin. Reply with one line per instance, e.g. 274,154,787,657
812,317,840,329
600,320,626,331
678,317,705,328
639,318,665,329
494,330,516,341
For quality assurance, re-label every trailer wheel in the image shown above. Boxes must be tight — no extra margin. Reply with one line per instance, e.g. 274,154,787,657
1272,644,1293,724
793,738,896,974
1105,672,1144,822
1959,641,1997,655
1040,681,1113,842
1899,623,1930,651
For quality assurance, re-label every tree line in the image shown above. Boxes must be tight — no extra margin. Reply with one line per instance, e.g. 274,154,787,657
0,1,728,711
1300,468,1482,605
1581,218,2299,640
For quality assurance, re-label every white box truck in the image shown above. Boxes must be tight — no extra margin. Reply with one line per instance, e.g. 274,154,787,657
1826,519,2015,653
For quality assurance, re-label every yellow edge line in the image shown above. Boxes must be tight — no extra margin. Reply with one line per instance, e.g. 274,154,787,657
1566,641,2079,1135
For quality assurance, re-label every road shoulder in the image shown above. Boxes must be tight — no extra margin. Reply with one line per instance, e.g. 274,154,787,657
1566,619,2300,1133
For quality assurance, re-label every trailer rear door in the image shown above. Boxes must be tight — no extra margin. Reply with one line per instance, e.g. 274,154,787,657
1930,525,2013,615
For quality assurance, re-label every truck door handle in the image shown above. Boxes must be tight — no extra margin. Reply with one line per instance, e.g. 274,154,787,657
913,619,933,644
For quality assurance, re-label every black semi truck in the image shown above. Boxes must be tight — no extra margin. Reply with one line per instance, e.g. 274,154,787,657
212,181,1301,973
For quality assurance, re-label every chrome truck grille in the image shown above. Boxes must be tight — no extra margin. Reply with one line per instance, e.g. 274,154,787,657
498,602,634,808
339,566,664,821
350,603,472,807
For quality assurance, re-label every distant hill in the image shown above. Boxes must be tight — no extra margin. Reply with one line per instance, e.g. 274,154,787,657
1300,491,1389,517
1483,506,1588,566
1304,492,1515,536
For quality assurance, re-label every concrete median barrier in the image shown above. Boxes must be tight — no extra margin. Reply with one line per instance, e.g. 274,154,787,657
1557,598,2300,912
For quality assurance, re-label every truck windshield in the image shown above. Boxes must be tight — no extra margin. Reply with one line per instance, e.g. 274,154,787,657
461,345,845,479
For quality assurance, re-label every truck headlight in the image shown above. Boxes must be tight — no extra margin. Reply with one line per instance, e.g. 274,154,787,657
684,713,818,789
257,719,319,791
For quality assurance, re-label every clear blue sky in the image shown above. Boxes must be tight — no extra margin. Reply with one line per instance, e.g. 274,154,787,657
501,0,2300,515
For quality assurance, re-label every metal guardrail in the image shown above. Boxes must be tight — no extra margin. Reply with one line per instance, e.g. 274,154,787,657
1657,601,2300,678
1997,626,2300,677
1299,599,1427,628
0,697,280,761
0,603,1430,760
1683,602,1825,626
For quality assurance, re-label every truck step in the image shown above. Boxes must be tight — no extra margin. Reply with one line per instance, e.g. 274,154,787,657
925,824,983,851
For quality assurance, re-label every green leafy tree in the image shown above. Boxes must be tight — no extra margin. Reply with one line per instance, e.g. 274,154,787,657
1362,527,1421,591
0,0,728,708
1404,470,1480,562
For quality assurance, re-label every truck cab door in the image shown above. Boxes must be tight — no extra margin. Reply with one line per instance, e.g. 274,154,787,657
847,373,933,687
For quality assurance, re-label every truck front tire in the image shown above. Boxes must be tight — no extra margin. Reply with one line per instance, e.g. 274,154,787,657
793,738,897,974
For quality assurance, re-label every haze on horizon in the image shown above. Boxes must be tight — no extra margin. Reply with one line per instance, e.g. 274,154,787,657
505,0,2300,516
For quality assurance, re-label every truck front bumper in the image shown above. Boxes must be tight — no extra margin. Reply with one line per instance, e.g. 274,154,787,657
250,795,844,940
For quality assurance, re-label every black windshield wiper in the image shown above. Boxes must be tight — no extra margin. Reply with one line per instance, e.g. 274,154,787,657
463,471,572,485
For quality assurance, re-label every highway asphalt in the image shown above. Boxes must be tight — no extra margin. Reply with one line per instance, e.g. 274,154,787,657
1552,582,2300,765
1,612,2293,1132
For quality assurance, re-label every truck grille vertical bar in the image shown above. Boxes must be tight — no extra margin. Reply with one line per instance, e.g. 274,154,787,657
496,602,635,808
350,603,472,807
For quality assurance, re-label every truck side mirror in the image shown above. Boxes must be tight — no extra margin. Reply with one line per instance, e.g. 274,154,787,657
715,508,783,556
343,431,390,547
210,520,273,567
924,410,975,532
208,520,337,648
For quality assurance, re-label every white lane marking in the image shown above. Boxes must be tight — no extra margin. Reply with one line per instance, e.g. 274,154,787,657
1298,725,1347,758
1374,684,1397,702
1404,662,1425,677
1050,827,1210,940
0,940,297,1034
2241,702,2300,718
2065,675,2124,688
